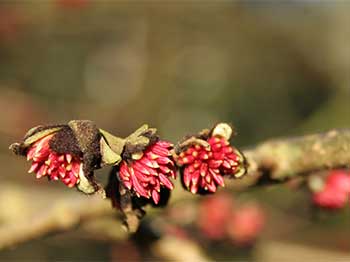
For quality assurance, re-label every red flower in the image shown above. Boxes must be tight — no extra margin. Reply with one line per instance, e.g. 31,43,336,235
27,134,82,188
227,204,265,246
177,136,244,194
312,170,350,209
119,141,176,204
326,170,350,193
313,187,348,209
197,193,234,240
0,7,22,43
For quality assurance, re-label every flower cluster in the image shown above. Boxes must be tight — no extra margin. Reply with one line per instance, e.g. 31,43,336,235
119,140,176,204
176,124,246,194
10,120,102,194
11,122,247,204
10,121,247,230
27,134,81,187
312,170,350,209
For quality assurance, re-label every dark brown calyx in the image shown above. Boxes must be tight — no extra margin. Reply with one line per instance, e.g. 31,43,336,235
49,126,82,157
9,124,65,156
122,124,159,161
68,120,101,174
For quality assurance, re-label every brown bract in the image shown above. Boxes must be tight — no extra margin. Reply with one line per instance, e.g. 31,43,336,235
9,120,106,194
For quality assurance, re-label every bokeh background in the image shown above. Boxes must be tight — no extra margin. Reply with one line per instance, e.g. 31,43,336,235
0,1,349,261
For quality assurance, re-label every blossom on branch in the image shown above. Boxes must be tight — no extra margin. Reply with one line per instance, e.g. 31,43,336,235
175,123,246,194
119,140,176,204
9,120,121,194
105,124,178,231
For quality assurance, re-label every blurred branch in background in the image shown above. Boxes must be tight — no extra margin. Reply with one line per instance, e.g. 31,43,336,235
0,188,117,250
257,241,350,262
153,236,211,262
1,128,349,251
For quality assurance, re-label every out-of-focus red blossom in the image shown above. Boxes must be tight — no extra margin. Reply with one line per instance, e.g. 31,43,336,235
197,193,234,240
56,0,90,9
313,188,348,209
227,204,266,246
313,170,350,209
0,7,23,42
325,170,350,193
119,140,176,204
27,134,81,187
177,137,242,194
0,89,48,138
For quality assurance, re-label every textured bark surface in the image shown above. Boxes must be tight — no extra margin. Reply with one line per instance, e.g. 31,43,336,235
245,129,350,181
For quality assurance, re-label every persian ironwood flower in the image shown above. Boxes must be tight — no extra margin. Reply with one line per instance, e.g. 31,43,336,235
176,123,246,194
9,120,110,194
119,140,176,204
312,170,350,209
26,134,82,187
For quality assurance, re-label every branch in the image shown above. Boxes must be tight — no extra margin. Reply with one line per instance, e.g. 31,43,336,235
245,129,350,181
0,190,115,250
152,236,212,262
1,129,350,249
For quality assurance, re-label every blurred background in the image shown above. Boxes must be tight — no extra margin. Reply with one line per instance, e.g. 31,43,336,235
0,1,349,261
